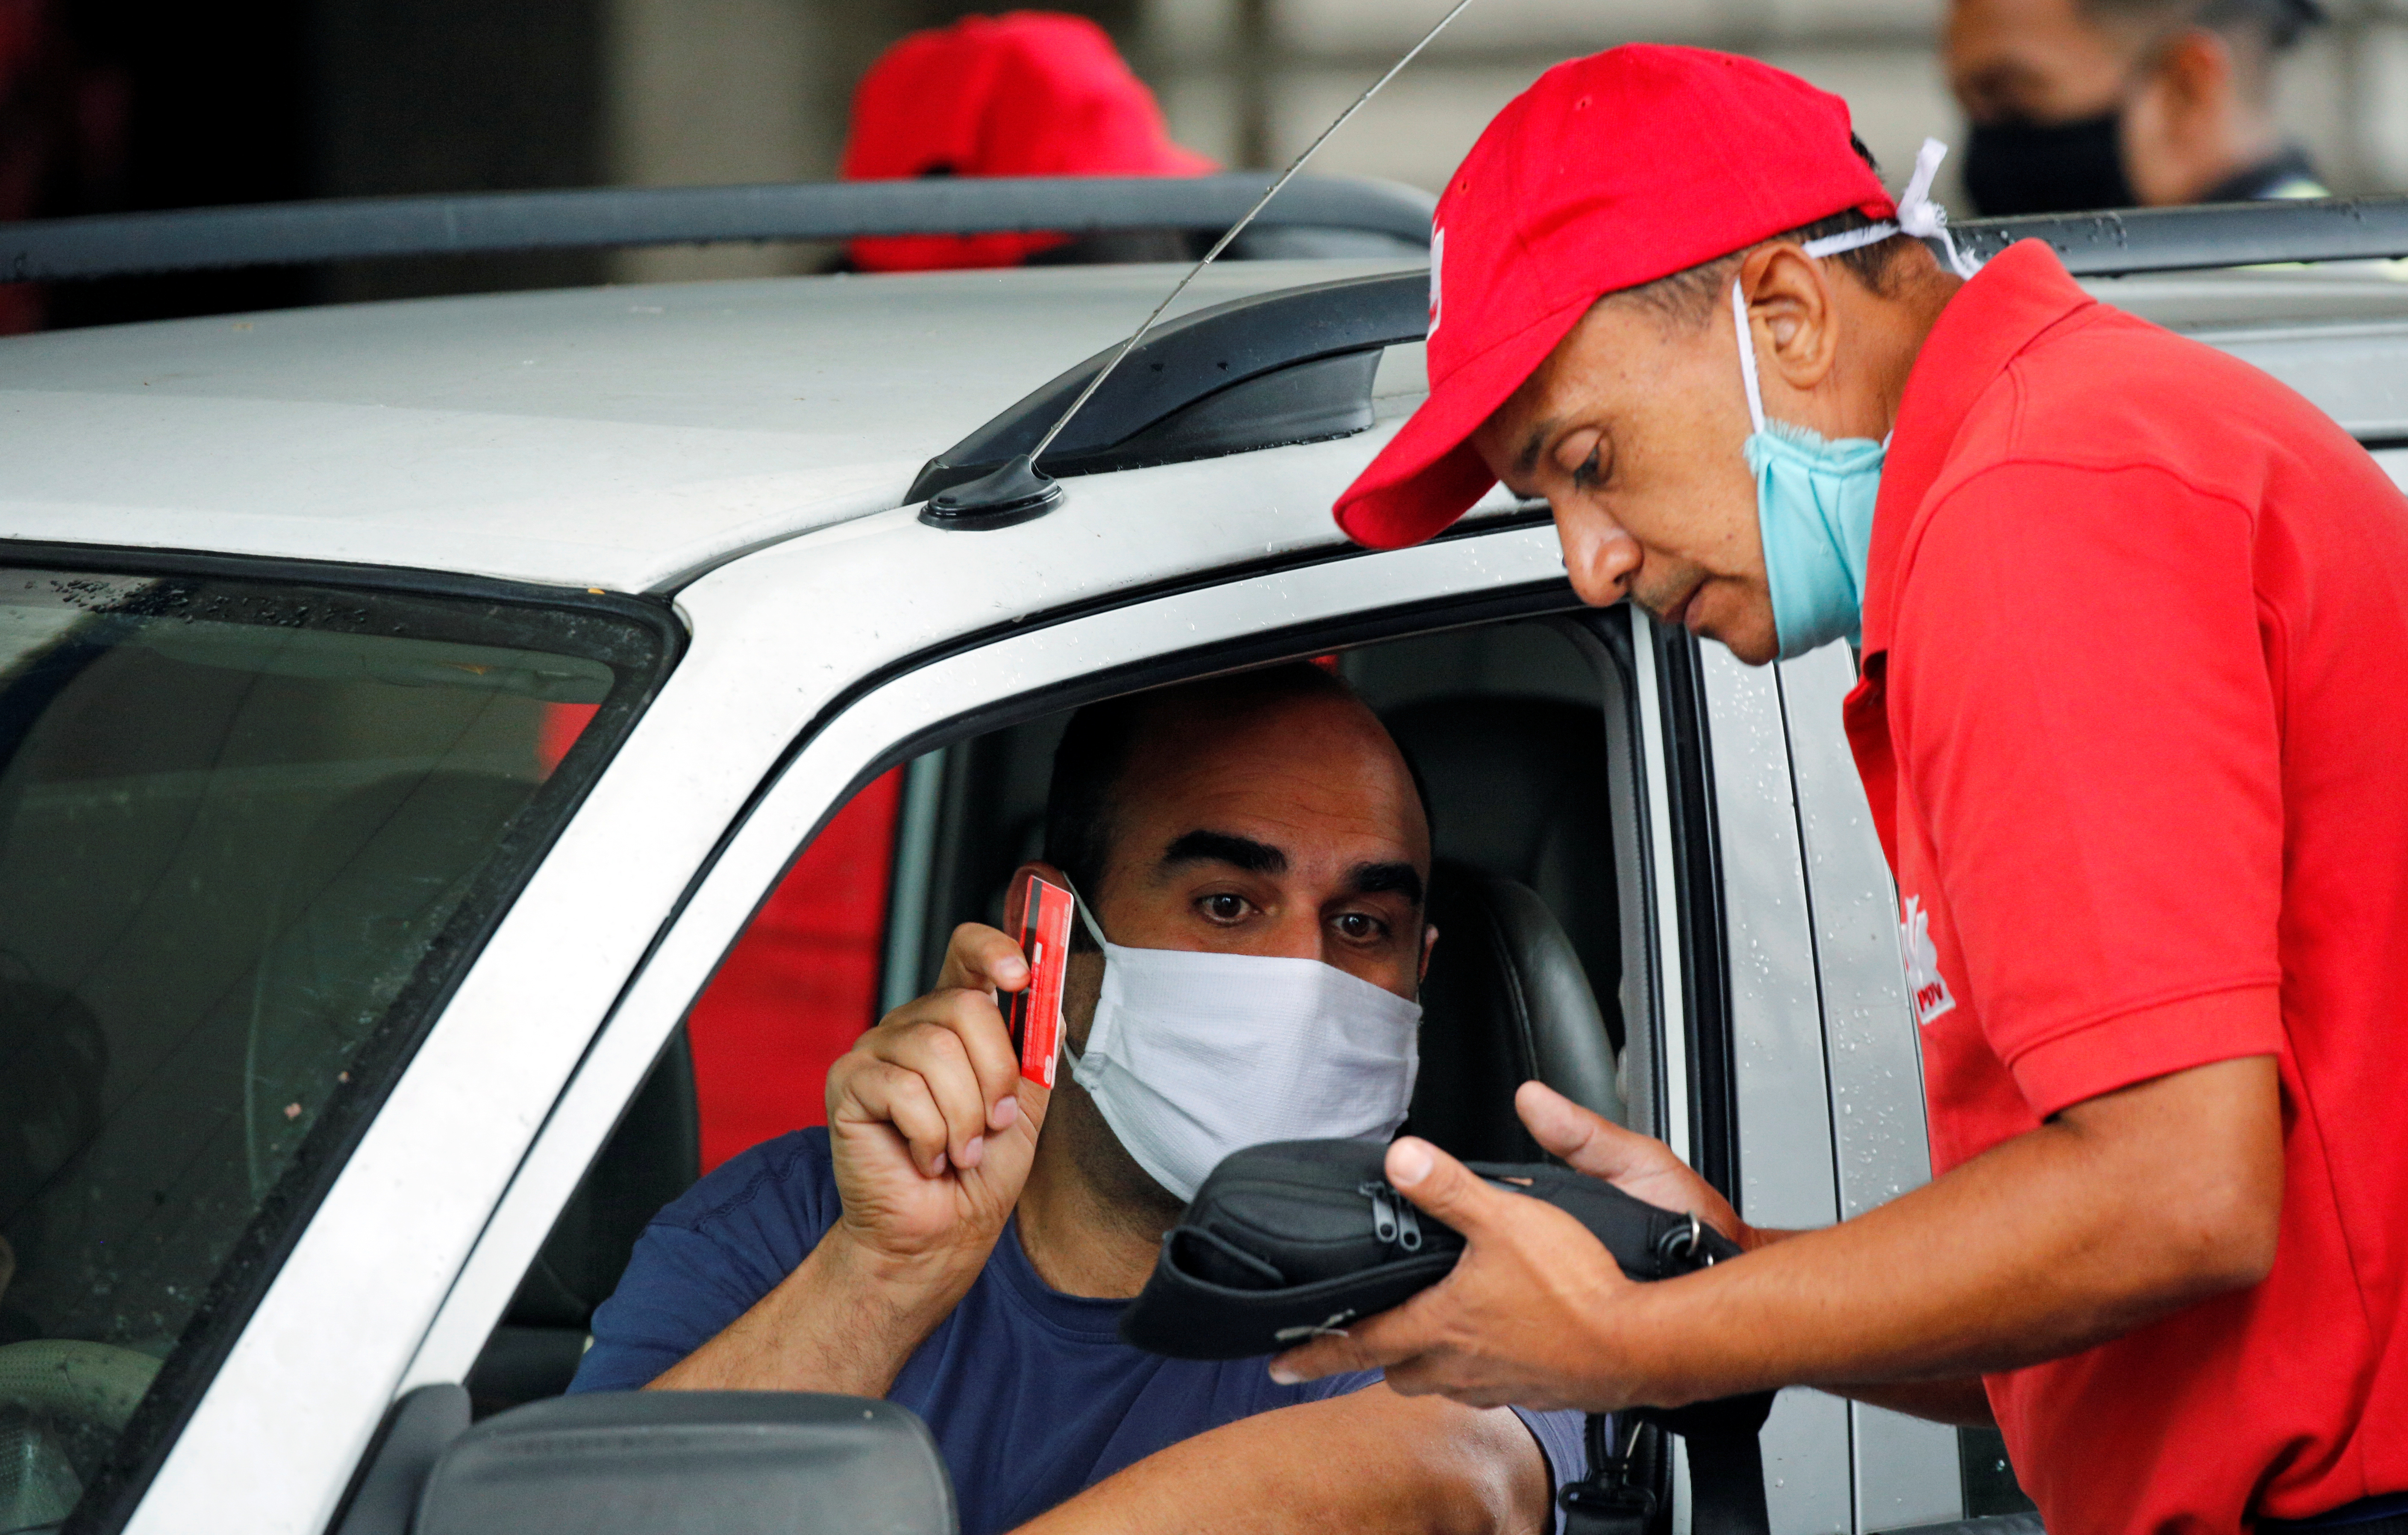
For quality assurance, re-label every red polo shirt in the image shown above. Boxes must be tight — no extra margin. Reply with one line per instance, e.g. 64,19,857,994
1844,240,2408,1534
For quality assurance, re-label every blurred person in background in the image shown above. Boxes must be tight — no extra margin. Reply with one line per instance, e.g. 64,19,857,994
838,10,1214,272
1946,0,2327,215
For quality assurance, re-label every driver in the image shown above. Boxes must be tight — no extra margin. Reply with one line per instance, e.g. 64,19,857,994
572,663,1585,1535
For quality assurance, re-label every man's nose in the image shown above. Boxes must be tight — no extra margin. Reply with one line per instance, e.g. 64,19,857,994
1554,507,1643,607
1257,905,1329,964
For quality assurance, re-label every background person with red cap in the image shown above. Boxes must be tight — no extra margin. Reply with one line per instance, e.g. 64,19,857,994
837,11,1417,274
1272,43,2408,1535
840,11,1214,274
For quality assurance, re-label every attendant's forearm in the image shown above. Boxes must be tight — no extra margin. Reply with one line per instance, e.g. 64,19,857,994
1723,1231,1992,1424
1717,1230,1992,1425
647,1228,965,1396
1014,1387,1549,1535
1615,1058,2279,1406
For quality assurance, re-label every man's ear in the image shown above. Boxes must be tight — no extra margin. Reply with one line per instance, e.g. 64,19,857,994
2125,27,2237,203
2156,27,2232,122
1419,923,1439,986
1003,860,1074,933
1739,242,1841,399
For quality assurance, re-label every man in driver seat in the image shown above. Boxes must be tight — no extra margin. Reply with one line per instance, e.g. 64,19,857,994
572,663,1585,1535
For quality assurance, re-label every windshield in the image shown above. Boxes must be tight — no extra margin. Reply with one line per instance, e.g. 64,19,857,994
0,564,670,1532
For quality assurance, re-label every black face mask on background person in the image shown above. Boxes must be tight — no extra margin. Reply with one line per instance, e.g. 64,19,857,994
1962,112,2138,215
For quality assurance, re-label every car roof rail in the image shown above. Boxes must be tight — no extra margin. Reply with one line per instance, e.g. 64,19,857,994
1960,196,2408,275
0,173,1433,284
909,267,1424,524
905,195,2408,525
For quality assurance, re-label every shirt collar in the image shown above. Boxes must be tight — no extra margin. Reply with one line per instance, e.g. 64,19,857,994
1861,239,2096,658
991,1214,1137,1342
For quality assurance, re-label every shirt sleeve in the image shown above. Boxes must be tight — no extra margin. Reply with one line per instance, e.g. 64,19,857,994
570,1133,835,1392
1511,1408,1589,1534
1891,460,2285,1115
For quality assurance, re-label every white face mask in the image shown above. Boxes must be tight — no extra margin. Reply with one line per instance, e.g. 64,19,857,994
1058,891,1423,1204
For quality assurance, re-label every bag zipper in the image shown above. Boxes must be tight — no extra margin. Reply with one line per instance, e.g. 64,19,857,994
1358,1181,1423,1252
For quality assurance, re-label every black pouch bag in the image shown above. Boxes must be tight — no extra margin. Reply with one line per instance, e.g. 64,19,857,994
1119,1138,1775,1535
1120,1137,1735,1357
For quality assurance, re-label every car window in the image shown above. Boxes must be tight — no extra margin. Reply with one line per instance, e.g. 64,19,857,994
685,769,905,1173
466,610,1649,1421
0,563,666,1533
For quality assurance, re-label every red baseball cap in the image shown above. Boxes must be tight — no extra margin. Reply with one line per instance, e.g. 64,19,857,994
842,11,1215,273
1333,45,1895,549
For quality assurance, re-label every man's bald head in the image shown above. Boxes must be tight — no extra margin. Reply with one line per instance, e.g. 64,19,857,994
1043,663,1430,911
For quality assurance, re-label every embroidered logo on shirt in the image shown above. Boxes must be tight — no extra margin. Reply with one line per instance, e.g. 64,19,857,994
1899,895,1957,1027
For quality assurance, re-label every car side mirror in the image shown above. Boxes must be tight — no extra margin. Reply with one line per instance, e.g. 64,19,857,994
350,1389,956,1535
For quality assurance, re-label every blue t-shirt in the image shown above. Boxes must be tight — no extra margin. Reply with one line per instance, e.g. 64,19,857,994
574,1129,1585,1535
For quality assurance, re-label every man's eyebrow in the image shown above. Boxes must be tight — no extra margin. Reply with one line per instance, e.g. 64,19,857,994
1160,829,1288,875
1347,861,1425,907
1514,418,1556,479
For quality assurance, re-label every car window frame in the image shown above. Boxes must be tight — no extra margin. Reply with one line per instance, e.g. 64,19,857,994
402,522,1670,1399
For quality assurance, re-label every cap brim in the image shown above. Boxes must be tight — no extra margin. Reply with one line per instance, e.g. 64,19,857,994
1334,293,1594,549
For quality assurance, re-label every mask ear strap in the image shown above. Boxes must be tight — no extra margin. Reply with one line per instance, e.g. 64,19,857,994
1060,875,1110,952
1050,874,1109,1075
1735,136,1978,440
1731,278,1767,436
1892,137,1980,279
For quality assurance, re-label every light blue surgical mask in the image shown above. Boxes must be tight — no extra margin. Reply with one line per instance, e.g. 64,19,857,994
1734,270,1882,660
1730,138,1977,661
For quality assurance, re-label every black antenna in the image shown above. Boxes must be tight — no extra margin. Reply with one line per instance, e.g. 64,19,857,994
924,0,1479,528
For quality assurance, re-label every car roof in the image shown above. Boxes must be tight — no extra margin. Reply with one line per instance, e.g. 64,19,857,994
6,256,2407,595
0,258,1417,593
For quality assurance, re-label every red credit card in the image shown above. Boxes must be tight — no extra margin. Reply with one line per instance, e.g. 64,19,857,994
1006,873,1074,1088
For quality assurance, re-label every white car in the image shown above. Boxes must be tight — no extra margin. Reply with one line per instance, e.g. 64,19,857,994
3,179,2405,1535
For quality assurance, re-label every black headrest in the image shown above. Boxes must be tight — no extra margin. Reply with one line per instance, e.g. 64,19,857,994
1382,695,1621,1048
1409,860,1621,1164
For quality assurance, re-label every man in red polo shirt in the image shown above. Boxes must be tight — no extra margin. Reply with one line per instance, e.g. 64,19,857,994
1269,44,2408,1535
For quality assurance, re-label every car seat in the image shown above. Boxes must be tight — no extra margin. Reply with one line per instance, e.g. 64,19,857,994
1410,860,1622,1163
1383,696,1627,1161
1382,695,1623,1042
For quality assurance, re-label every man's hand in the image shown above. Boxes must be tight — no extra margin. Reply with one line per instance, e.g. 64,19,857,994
1267,1119,1661,1411
1270,1081,1736,1409
1511,1081,1750,1249
1273,1036,2281,1418
650,922,1046,1397
825,921,1050,1295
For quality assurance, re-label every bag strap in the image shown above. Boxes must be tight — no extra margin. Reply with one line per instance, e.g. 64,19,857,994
1559,1396,1774,1535
1682,1421,1770,1535
1558,1414,1655,1535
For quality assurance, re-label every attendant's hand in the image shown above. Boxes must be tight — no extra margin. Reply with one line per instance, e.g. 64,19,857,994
824,921,1050,1300
1269,1082,1747,1412
1514,1081,1748,1248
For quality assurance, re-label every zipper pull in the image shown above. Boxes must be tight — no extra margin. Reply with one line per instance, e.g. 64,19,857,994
1360,1180,1424,1250
1361,1181,1400,1244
